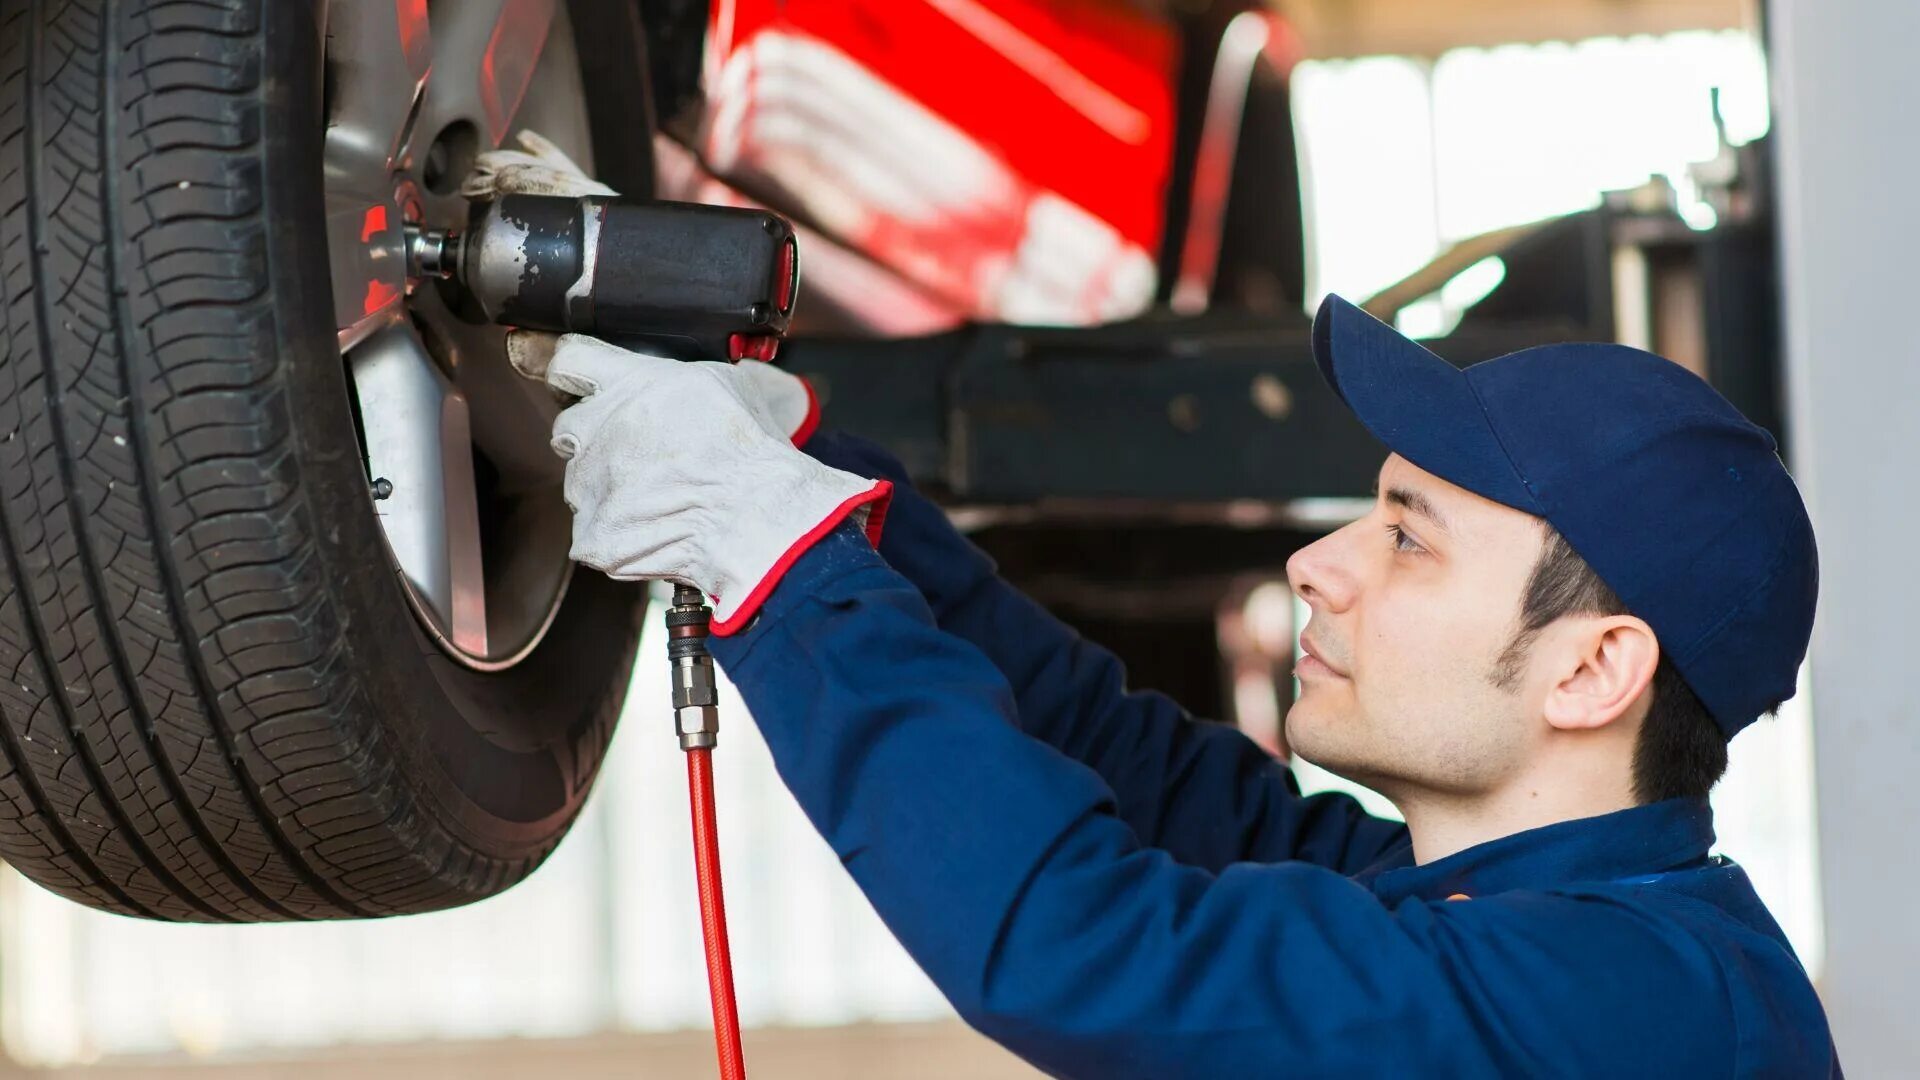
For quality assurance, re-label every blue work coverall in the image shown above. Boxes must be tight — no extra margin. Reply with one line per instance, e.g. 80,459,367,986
707,431,1840,1078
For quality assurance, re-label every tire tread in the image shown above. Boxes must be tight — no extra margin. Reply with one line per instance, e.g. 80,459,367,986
0,0,610,922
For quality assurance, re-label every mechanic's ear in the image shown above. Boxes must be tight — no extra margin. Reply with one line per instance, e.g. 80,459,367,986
1541,616,1659,733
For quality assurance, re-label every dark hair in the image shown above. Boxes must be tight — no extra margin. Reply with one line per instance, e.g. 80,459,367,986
1491,529,1728,803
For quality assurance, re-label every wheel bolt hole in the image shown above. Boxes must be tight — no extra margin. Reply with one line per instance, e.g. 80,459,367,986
423,120,480,196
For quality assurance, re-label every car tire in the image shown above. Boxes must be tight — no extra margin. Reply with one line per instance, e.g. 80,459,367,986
0,0,643,921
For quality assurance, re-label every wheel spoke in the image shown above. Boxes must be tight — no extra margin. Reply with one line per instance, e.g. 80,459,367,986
408,285,568,492
484,0,562,144
440,396,492,657
324,0,434,186
423,0,562,148
348,327,490,658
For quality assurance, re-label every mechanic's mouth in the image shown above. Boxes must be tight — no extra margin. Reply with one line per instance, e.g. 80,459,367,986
1298,635,1349,679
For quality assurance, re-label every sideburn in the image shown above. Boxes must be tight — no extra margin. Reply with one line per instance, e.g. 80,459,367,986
1487,528,1626,691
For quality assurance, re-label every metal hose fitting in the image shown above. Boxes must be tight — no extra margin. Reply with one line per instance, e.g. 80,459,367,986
666,584,720,752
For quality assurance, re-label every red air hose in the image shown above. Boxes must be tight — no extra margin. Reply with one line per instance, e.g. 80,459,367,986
686,747,747,1080
668,584,746,1079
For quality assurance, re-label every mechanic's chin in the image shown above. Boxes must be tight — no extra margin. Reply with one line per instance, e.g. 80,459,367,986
1284,667,1352,762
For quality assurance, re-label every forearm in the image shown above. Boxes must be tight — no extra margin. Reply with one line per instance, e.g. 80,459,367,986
801,431,1403,872
708,522,1117,996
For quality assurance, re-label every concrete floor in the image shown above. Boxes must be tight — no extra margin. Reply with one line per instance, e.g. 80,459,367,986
0,1022,1040,1080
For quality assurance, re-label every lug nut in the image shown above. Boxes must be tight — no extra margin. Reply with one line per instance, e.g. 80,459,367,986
405,226,458,279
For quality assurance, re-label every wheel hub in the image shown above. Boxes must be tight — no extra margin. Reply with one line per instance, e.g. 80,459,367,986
321,0,589,670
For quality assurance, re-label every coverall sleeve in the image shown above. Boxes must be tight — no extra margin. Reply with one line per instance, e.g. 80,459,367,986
708,525,1738,1079
801,430,1406,874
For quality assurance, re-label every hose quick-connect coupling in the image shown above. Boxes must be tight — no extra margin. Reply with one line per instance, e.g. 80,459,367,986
666,586,720,752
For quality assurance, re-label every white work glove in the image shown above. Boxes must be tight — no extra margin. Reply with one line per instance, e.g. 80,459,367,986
503,330,820,439
732,357,821,446
461,129,617,199
546,334,887,633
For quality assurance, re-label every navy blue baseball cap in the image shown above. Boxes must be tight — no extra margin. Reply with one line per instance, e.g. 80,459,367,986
1311,294,1817,738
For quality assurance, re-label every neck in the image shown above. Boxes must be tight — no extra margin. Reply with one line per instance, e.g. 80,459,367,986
1393,765,1639,865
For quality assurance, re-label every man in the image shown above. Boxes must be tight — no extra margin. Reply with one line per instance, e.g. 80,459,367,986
499,120,1837,1080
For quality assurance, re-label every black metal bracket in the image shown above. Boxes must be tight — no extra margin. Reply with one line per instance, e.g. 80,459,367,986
783,311,1587,508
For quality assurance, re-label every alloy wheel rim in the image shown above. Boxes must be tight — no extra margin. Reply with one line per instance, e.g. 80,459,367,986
322,0,590,671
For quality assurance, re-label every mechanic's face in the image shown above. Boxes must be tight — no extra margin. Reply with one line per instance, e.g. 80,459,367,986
1284,455,1547,801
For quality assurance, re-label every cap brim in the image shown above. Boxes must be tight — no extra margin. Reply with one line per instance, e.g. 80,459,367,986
1311,295,1541,514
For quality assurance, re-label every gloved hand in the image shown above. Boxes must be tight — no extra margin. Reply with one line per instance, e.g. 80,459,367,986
545,334,888,633
732,357,821,446
461,129,616,200
504,326,822,435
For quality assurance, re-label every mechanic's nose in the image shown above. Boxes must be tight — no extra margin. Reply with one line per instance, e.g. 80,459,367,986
1287,529,1358,614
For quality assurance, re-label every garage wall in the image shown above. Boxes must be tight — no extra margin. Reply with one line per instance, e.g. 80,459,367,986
1770,0,1920,1070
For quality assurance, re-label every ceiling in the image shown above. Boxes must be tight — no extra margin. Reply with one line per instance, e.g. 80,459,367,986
1269,0,1753,58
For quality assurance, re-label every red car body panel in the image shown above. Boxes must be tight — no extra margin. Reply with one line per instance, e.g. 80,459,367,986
686,0,1181,328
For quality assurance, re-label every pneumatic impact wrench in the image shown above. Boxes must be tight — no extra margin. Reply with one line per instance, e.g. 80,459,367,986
410,192,798,362
412,193,798,1080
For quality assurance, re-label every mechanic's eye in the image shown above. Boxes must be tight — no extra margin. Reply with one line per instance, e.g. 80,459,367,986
1386,523,1423,554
